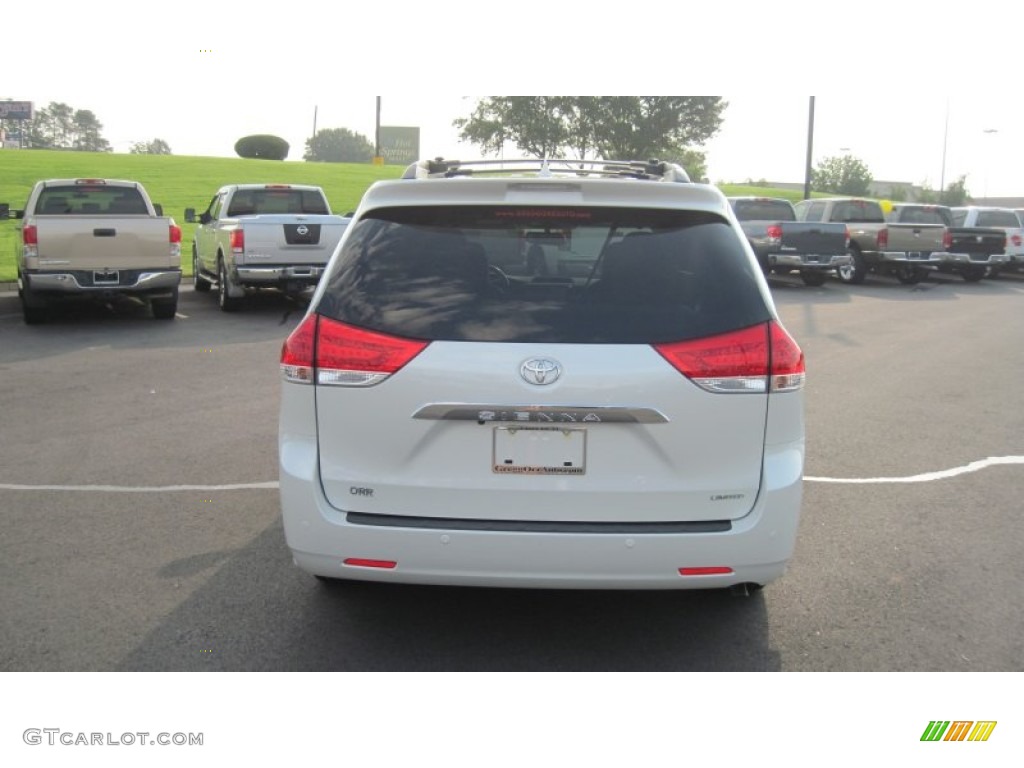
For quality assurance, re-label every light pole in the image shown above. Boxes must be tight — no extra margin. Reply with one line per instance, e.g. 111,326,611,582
982,128,998,199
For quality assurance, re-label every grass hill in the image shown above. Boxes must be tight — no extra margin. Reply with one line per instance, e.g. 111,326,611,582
0,149,827,282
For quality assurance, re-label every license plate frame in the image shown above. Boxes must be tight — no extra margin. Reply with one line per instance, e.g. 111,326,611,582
492,426,586,475
93,270,119,285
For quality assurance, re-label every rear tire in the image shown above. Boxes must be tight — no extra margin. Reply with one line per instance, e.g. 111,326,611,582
800,270,828,287
151,288,178,320
961,266,986,282
193,247,212,293
837,247,867,285
20,277,49,325
895,265,926,285
218,258,242,312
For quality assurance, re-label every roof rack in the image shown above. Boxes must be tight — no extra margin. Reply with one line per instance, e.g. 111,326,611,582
401,157,691,183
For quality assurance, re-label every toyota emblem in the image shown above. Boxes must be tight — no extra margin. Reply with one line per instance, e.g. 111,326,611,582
520,358,562,385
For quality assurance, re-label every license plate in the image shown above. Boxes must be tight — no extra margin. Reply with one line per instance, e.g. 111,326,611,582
493,426,586,475
804,254,820,263
93,270,119,285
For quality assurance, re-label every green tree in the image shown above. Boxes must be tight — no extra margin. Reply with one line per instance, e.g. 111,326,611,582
130,138,172,155
811,154,873,196
916,181,939,204
72,110,111,152
304,127,374,163
235,134,289,160
940,175,970,206
453,96,726,164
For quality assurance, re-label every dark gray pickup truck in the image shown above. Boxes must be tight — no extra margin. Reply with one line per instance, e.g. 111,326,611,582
728,197,850,286
888,204,1007,282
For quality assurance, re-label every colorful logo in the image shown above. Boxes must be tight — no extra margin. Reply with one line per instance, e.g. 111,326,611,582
921,721,997,742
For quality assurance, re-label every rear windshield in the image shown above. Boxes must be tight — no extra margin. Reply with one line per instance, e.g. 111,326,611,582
730,199,796,221
226,188,329,216
976,210,1020,228
892,206,949,226
36,185,148,215
830,200,884,223
316,205,770,344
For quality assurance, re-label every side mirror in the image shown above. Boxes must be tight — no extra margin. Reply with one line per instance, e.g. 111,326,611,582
0,203,8,220
153,203,163,216
184,207,196,223
199,212,212,225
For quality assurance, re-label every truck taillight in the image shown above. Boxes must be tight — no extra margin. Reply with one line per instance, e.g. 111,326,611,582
22,225,37,245
766,224,782,241
877,228,888,249
229,230,244,253
844,226,850,246
1012,234,1023,247
942,229,953,250
169,224,182,244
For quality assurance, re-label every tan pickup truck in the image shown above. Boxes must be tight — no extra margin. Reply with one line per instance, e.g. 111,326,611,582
12,178,182,323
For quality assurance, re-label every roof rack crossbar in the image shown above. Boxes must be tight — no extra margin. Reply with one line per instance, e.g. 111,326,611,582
402,158,691,183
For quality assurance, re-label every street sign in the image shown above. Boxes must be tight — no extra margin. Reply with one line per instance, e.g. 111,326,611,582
0,101,33,120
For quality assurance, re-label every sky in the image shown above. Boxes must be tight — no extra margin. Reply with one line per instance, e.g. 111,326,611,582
2,2,1021,197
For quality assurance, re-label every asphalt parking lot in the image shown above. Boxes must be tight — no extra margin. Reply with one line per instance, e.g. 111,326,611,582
1,272,1022,671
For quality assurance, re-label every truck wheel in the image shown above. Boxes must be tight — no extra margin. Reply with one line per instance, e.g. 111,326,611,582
193,247,212,293
151,288,179,320
800,270,828,287
895,265,926,285
837,247,867,285
961,266,986,283
20,277,49,325
218,259,241,312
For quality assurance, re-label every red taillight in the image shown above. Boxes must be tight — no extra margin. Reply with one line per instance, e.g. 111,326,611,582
877,228,888,249
280,314,428,387
679,567,734,576
169,224,182,244
22,224,37,245
1012,234,1022,247
766,224,782,240
844,226,850,246
280,314,317,384
229,229,244,252
942,229,953,250
654,321,803,394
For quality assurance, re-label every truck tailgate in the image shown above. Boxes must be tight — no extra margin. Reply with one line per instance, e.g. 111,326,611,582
886,223,946,253
948,228,1006,257
780,222,847,255
241,215,349,265
35,216,172,270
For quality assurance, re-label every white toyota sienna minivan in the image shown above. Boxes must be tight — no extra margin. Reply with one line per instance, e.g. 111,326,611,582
279,159,805,591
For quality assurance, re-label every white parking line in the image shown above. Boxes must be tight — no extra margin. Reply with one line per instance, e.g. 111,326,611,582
1,456,1022,492
0,481,279,492
805,455,1024,484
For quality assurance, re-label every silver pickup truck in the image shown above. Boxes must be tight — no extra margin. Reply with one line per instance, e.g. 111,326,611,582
185,184,350,311
11,178,182,324
728,197,850,286
794,197,947,284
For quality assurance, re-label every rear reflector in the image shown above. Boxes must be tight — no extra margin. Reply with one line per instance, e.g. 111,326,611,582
343,558,397,569
280,314,429,387
679,567,734,576
654,321,804,394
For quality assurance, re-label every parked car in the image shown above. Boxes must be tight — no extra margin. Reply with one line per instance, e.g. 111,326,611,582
950,207,1024,273
794,197,946,284
279,158,806,592
887,204,1007,281
185,184,350,311
11,178,181,324
727,196,850,286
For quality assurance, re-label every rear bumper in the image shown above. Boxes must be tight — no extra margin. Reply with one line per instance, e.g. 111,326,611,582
279,436,804,590
25,269,180,295
235,264,325,286
772,253,851,270
930,252,1010,266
